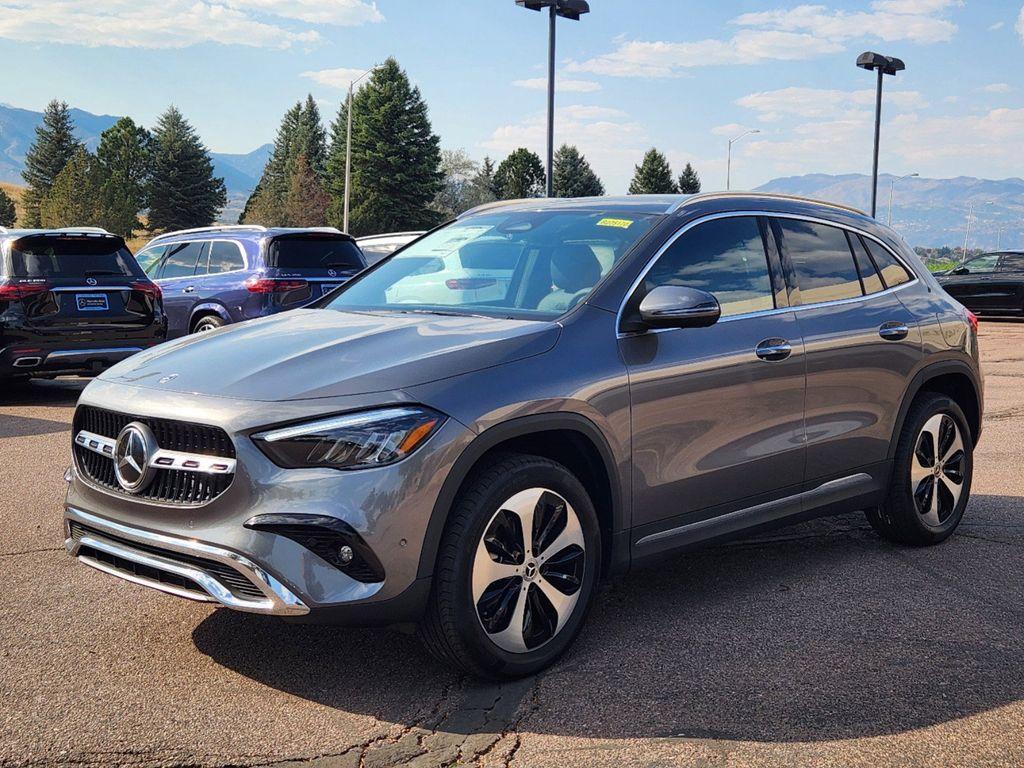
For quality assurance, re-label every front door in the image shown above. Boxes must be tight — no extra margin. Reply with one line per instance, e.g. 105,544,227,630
155,241,207,337
621,215,807,539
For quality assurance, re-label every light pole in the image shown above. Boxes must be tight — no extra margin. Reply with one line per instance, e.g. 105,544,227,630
515,0,590,197
343,65,379,233
886,172,918,226
962,200,994,263
726,129,760,191
857,52,905,218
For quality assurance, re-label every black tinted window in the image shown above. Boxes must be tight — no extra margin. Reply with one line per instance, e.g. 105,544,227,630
159,242,204,279
647,217,774,317
997,253,1024,273
207,241,245,274
778,220,862,304
850,234,884,294
268,236,364,271
863,238,913,287
10,236,140,278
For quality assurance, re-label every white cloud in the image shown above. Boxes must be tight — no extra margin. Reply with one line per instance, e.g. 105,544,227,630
711,123,752,136
737,86,927,122
0,0,381,49
982,83,1013,93
301,67,374,89
1018,7,1024,41
569,1,959,77
512,77,602,93
988,20,1004,31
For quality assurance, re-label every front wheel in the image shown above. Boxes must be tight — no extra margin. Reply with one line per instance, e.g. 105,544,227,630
418,453,601,679
867,393,973,545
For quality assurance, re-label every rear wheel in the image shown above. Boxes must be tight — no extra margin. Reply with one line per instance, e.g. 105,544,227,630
867,393,973,545
192,314,226,334
418,453,601,679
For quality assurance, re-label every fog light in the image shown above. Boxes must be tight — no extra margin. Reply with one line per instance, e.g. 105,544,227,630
338,545,354,565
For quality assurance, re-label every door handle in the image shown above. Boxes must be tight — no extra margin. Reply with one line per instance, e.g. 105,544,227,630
878,321,909,341
182,285,195,293
755,338,792,362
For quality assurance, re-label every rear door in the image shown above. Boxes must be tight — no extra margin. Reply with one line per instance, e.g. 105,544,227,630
155,241,206,336
7,233,159,340
266,233,366,306
773,217,922,483
941,253,1001,311
993,253,1024,312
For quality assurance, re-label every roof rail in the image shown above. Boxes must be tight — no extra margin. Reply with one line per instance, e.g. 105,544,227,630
148,224,268,244
671,191,867,217
53,226,112,234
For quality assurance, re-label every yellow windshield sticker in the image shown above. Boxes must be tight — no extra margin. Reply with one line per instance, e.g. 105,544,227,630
596,217,634,229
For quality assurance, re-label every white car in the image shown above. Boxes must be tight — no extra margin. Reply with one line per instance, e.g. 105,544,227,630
356,232,424,266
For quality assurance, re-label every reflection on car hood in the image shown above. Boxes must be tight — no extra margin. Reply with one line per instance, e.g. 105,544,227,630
100,308,560,401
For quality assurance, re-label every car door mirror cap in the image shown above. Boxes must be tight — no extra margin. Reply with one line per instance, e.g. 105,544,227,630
638,286,721,330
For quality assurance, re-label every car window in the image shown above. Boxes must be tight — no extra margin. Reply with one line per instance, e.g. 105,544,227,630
159,242,205,279
959,253,999,274
207,241,245,274
645,216,774,317
997,253,1024,273
135,246,166,276
359,242,398,266
778,219,862,304
850,234,884,294
268,236,364,271
10,236,142,279
863,238,914,287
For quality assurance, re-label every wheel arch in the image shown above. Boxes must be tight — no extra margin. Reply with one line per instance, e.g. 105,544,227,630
417,412,626,581
188,303,232,332
889,359,982,459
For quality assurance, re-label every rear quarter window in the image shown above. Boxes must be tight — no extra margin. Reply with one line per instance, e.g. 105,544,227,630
10,236,141,279
778,219,863,304
863,238,914,287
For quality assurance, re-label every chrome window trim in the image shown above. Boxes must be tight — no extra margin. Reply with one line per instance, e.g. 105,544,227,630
615,210,919,338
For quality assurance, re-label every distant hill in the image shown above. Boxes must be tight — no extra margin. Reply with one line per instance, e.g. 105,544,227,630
755,173,1024,249
0,104,267,203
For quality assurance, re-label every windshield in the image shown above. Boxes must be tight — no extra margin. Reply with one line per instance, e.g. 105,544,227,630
324,210,659,319
10,236,140,279
268,235,364,272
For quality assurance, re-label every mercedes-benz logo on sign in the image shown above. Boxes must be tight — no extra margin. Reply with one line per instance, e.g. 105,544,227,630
113,422,158,493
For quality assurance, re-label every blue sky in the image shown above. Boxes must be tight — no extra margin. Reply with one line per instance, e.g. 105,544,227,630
1,0,1022,193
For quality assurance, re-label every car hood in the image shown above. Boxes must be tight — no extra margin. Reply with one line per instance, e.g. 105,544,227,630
100,308,560,401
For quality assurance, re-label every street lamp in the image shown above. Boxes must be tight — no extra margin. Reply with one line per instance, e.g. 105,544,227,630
343,65,379,233
857,51,905,218
515,0,590,197
963,200,994,263
886,172,918,226
726,129,760,191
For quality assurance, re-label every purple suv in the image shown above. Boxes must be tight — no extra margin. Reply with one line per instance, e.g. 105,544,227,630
135,226,366,337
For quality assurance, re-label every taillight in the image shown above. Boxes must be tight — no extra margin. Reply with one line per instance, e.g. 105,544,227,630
245,277,309,293
966,309,979,334
0,280,50,300
131,281,162,301
445,278,496,290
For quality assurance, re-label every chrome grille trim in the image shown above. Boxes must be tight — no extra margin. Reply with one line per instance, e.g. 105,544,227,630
74,429,236,474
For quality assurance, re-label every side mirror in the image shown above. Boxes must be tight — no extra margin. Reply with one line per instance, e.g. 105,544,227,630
951,266,969,275
638,285,721,329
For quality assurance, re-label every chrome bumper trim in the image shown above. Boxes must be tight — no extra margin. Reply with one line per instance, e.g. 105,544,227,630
75,430,237,474
65,507,309,616
46,347,142,362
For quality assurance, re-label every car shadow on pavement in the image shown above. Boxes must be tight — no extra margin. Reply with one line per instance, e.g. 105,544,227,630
0,413,72,438
0,378,87,407
193,507,1024,743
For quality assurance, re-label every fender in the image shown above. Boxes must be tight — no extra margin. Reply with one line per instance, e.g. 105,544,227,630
188,302,232,329
415,411,626,580
888,356,983,460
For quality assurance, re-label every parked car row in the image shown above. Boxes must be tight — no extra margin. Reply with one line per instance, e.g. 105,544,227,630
935,250,1024,316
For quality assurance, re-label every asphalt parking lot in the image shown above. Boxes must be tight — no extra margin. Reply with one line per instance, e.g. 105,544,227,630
2,321,1023,768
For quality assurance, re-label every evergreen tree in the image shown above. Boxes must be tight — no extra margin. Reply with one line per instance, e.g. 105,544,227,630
245,102,302,226
295,96,328,178
325,57,443,236
431,149,479,219
39,146,101,228
470,157,498,201
238,178,262,224
494,148,545,199
0,187,16,227
21,100,82,227
94,117,152,237
677,162,701,194
628,148,677,195
147,106,226,232
284,154,329,226
552,144,604,198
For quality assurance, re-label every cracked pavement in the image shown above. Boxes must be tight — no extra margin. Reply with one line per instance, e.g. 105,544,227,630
2,321,1024,767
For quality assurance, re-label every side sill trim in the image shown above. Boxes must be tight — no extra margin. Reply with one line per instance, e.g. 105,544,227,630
635,473,873,549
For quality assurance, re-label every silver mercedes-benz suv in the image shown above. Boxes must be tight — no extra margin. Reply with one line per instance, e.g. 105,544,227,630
64,193,983,678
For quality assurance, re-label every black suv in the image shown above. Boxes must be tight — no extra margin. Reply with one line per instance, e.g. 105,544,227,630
0,228,166,381
937,251,1024,316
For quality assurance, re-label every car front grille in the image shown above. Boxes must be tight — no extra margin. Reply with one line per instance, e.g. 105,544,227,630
73,405,235,505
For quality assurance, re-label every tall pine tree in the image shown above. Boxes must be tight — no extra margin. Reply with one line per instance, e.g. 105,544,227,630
628,149,677,195
325,57,442,236
494,148,545,199
147,107,226,232
284,154,329,226
21,100,82,227
95,117,153,237
552,144,604,198
39,146,101,228
0,187,17,227
677,162,702,194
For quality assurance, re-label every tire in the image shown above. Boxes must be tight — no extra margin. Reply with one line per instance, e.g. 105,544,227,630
192,314,226,334
866,393,973,546
418,453,602,679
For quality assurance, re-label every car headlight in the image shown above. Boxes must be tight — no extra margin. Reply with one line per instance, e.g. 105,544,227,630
253,407,445,470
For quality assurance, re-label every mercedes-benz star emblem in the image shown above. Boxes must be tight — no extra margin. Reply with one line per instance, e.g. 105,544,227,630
86,277,97,286
328,268,337,277
158,374,178,384
113,422,158,493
